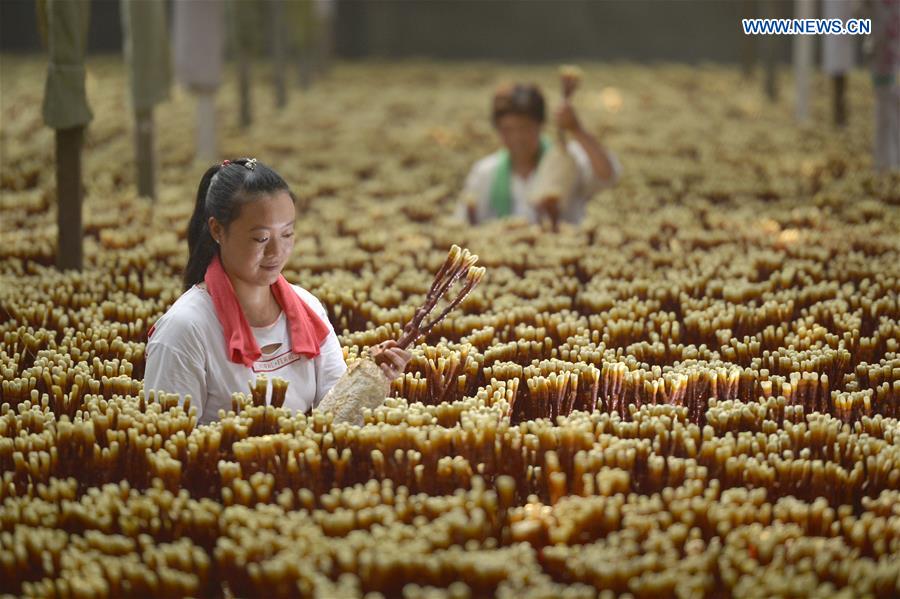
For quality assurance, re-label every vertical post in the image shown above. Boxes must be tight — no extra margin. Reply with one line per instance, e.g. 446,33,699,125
762,0,779,102
135,108,155,199
314,0,335,77
793,0,814,123
233,0,254,128
195,90,217,162
271,0,287,108
294,0,315,89
238,53,252,128
822,0,855,128
173,0,224,162
833,74,847,127
41,0,92,272
298,54,313,90
121,0,170,200
869,0,900,171
741,0,757,79
56,126,84,271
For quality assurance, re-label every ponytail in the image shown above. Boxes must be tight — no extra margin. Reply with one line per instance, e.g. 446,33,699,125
183,165,222,291
182,158,294,291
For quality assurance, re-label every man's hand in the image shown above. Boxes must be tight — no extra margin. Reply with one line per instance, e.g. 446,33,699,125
536,196,561,232
467,203,479,226
554,101,583,133
371,340,412,380
462,191,479,225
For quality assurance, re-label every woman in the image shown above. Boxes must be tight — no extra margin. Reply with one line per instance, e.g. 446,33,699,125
144,158,411,424
458,82,622,225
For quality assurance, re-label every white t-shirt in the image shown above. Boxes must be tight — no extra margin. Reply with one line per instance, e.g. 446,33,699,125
251,310,289,358
457,139,622,225
143,283,347,425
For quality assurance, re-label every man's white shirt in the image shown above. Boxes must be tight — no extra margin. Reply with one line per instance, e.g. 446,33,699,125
458,139,622,225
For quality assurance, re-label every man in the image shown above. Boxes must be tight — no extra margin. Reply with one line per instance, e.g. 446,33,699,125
458,82,622,226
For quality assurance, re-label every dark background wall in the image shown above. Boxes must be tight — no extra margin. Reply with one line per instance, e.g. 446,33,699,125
1,0,793,63
334,0,792,63
1,0,125,53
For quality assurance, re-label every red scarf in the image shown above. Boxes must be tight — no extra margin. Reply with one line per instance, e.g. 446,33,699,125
203,255,330,367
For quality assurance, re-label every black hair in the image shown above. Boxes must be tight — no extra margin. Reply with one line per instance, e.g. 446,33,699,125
183,158,295,291
491,83,546,126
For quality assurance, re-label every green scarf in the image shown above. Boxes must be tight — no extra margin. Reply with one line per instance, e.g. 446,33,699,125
489,136,551,218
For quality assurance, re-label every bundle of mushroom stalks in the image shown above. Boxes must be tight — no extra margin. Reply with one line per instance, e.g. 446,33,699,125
316,245,486,425
529,64,583,231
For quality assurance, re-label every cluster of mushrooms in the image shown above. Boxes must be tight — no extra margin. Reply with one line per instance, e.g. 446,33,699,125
1,60,898,597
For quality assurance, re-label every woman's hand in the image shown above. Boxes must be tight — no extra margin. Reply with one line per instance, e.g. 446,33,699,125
371,340,412,380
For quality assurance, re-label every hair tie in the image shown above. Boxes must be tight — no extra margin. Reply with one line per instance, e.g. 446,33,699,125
220,158,256,171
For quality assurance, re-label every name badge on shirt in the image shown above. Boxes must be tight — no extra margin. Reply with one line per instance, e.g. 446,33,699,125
252,351,303,373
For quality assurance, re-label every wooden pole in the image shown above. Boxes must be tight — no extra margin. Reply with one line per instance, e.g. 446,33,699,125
56,126,84,271
793,0,814,123
234,0,253,128
271,0,287,109
298,53,313,90
762,0,778,102
294,0,315,89
315,0,334,77
741,0,758,79
833,74,847,127
134,108,156,199
195,90,217,162
822,0,854,128
239,51,252,128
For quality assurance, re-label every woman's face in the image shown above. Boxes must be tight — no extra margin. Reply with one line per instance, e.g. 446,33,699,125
210,190,296,288
495,113,542,163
